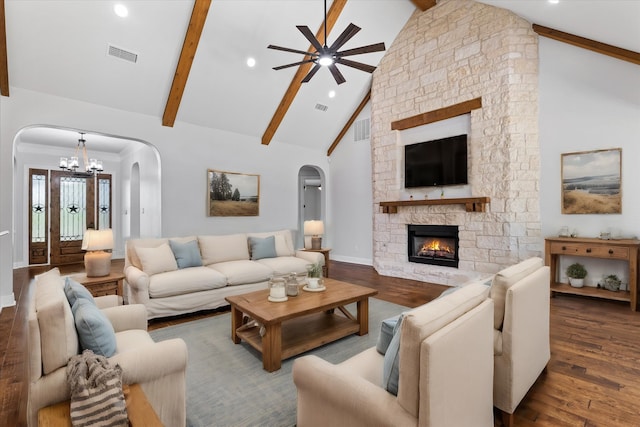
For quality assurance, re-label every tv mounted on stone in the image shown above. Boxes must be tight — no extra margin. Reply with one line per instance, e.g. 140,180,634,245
404,134,468,188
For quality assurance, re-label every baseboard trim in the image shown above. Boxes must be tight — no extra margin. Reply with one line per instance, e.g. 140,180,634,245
330,255,373,266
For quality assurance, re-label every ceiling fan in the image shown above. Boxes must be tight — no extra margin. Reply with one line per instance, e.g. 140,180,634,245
267,0,386,85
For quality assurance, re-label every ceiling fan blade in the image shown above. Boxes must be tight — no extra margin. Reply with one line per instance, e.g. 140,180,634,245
335,58,376,73
273,58,317,71
337,42,386,58
268,44,319,58
301,63,322,83
296,25,324,52
328,64,347,85
328,23,361,52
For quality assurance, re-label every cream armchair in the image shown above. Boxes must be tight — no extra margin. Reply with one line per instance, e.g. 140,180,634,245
27,268,188,427
293,283,495,427
490,257,551,426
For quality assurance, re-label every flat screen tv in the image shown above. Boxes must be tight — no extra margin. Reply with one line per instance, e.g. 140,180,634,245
404,134,468,188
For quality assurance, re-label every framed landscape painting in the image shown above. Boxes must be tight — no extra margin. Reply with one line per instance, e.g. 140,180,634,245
561,148,621,214
207,169,260,217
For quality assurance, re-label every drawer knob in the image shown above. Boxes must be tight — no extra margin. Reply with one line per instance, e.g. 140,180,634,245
586,248,592,253
562,246,566,251
609,249,614,254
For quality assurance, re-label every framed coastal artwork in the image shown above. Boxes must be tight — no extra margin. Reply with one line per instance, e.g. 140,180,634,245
207,169,260,217
561,148,621,214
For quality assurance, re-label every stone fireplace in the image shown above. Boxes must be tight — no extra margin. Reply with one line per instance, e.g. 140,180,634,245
371,0,543,286
408,225,459,268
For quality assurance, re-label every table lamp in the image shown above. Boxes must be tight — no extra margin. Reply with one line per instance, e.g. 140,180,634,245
82,229,114,277
304,220,324,250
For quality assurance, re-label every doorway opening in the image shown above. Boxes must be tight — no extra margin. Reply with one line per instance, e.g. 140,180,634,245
298,166,326,250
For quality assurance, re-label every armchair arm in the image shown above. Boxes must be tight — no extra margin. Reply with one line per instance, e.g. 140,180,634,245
125,265,151,305
293,355,414,427
94,295,120,309
110,338,188,385
294,250,324,266
102,304,148,332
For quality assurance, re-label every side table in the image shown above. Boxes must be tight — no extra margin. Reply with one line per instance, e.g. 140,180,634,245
38,383,162,427
71,270,125,300
301,248,331,278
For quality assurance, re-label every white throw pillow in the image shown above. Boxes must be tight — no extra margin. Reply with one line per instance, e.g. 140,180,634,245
136,243,178,275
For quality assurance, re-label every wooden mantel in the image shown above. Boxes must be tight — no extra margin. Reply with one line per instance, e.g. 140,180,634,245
379,197,490,213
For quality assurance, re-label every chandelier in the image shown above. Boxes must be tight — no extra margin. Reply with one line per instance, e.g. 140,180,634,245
59,132,103,174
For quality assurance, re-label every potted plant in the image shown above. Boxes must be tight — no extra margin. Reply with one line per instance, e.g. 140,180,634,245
306,263,323,289
603,274,621,292
566,263,587,288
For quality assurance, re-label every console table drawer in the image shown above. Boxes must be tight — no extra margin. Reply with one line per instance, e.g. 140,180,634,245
548,242,629,260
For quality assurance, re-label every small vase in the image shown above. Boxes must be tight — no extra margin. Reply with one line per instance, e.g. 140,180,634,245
569,278,584,288
307,278,320,289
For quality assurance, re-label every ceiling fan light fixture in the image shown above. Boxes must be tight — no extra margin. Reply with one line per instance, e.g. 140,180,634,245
318,55,334,66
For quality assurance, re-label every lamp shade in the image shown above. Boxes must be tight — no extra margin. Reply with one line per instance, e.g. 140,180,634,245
304,220,324,236
81,229,114,251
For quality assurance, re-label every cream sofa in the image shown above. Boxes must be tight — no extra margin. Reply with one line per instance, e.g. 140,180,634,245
293,283,495,427
124,229,324,319
27,268,188,427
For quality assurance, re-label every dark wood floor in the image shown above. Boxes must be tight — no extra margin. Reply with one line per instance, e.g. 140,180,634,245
2,260,640,426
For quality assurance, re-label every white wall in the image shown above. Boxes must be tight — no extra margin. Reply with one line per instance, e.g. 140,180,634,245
539,38,640,285
0,87,330,307
329,104,374,266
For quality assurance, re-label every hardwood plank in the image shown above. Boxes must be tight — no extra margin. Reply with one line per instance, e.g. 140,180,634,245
533,24,640,66
261,0,348,145
162,0,212,127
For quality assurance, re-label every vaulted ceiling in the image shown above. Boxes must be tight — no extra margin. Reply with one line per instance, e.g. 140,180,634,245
3,0,639,154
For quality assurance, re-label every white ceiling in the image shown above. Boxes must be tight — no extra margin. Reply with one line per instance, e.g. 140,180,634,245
6,0,640,153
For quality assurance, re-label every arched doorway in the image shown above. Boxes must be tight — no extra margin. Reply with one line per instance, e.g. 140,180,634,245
297,165,326,249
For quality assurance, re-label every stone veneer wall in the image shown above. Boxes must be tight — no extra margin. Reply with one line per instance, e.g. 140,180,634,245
371,0,542,285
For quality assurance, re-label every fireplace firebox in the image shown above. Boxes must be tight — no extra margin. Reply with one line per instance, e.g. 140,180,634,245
408,225,459,268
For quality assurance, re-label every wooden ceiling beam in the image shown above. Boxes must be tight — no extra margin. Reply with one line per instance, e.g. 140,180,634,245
261,0,348,145
0,0,9,97
410,0,437,12
533,24,640,66
327,89,370,156
162,0,211,127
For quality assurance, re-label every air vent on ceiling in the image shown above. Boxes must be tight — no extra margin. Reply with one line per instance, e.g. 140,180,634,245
354,118,370,141
315,103,328,112
107,44,138,63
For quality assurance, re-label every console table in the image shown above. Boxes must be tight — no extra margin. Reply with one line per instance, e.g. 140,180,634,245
544,237,640,311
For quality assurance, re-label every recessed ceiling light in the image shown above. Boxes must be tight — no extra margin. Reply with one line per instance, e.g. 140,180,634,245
548,0,559,4
114,4,129,17
328,90,336,98
246,57,256,68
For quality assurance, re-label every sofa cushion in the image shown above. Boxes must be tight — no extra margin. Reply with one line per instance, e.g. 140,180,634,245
249,236,277,260
247,230,295,256
35,268,80,375
397,282,490,417
72,299,117,357
64,277,96,307
148,266,228,298
136,243,178,275
199,234,250,265
490,257,544,330
255,256,311,276
209,260,272,285
169,239,203,269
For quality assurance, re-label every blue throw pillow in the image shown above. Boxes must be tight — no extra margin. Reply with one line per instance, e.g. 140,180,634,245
169,239,203,269
249,236,277,260
64,277,96,307
382,313,404,396
376,314,401,355
72,299,117,357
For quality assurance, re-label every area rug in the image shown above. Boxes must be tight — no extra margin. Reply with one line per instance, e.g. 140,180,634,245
150,298,407,427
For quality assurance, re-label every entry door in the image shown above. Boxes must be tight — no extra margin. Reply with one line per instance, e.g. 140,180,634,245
50,171,96,265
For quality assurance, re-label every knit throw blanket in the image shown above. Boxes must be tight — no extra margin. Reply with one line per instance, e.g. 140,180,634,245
66,349,128,427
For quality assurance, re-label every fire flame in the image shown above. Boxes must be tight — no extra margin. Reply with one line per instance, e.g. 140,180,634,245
420,239,453,254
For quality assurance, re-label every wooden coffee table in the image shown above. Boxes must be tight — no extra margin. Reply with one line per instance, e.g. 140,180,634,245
225,278,377,372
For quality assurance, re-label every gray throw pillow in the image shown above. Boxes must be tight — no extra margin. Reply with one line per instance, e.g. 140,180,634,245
382,313,404,395
169,239,203,269
376,314,401,355
249,236,277,260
